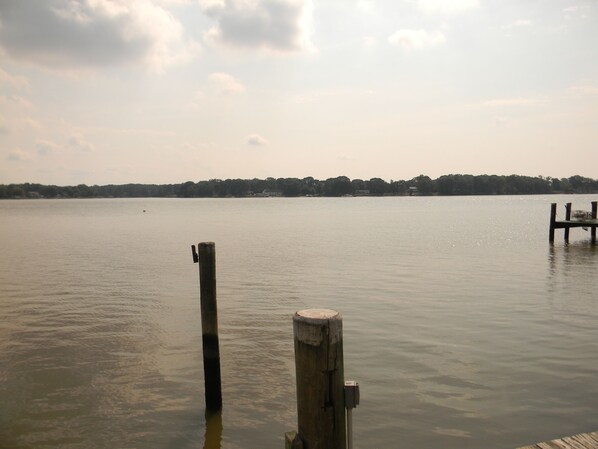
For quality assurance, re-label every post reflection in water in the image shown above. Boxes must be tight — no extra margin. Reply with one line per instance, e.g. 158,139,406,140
203,410,222,449
547,240,598,313
2,196,598,449
549,240,598,276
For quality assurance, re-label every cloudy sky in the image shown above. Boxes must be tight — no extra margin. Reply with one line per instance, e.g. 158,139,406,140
1,0,597,185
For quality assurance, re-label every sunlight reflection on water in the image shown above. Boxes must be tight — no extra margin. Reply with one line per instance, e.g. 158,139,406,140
0,196,597,449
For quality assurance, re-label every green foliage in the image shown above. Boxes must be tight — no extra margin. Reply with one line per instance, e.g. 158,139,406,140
1,174,596,199
323,176,352,196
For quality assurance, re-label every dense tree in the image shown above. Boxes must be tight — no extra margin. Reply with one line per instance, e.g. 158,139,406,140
178,181,197,197
276,178,302,196
323,176,352,196
389,180,407,195
411,175,434,195
569,175,594,193
351,178,366,192
301,177,320,196
367,178,389,195
2,174,596,199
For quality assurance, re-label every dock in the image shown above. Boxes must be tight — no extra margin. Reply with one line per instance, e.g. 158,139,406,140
518,431,598,449
549,201,597,243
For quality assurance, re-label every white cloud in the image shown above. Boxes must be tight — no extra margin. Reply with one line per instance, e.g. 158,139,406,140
68,134,94,152
363,36,377,46
246,134,268,146
416,0,479,15
567,85,598,96
0,69,30,90
0,114,41,136
503,19,533,36
388,29,446,50
356,0,375,14
199,0,225,13
6,148,30,161
563,6,580,13
201,0,313,52
563,4,590,20
511,19,533,27
209,72,246,95
0,0,199,71
0,94,33,110
36,139,59,155
508,19,533,28
155,0,194,5
483,97,538,107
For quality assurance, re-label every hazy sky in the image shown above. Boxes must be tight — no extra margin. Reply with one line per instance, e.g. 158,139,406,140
1,0,597,185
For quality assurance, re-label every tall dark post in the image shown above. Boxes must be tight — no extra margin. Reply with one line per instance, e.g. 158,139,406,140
549,203,557,243
591,201,597,244
293,309,346,449
193,242,222,411
564,202,572,243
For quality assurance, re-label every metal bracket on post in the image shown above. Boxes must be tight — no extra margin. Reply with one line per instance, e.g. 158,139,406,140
344,381,360,449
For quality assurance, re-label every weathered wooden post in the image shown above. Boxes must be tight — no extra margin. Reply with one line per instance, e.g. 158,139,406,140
549,203,557,243
192,242,222,412
292,309,346,449
564,202,572,243
591,201,597,244
285,431,304,449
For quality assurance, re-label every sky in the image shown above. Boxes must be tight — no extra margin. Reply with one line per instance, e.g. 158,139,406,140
0,0,597,185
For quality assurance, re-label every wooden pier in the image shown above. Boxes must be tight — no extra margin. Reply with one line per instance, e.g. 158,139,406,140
518,430,598,449
549,201,597,244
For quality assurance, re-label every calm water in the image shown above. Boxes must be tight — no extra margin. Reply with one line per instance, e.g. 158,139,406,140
1,196,597,449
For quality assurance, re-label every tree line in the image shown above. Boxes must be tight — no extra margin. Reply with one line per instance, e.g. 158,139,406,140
1,174,597,199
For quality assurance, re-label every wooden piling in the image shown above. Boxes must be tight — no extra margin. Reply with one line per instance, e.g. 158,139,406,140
197,242,222,411
293,309,346,449
285,431,304,449
549,201,598,244
564,202,572,243
592,201,597,244
549,203,557,243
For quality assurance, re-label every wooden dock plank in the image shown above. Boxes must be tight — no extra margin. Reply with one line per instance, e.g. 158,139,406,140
537,442,566,449
561,436,592,449
540,441,576,449
572,435,598,448
553,220,598,229
518,432,598,449
549,201,597,243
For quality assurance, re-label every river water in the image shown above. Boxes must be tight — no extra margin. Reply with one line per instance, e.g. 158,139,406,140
1,195,597,449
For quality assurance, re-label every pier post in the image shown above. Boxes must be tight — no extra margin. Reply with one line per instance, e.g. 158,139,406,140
293,309,346,449
285,431,304,449
549,203,557,243
564,202,572,243
195,242,222,411
592,201,597,244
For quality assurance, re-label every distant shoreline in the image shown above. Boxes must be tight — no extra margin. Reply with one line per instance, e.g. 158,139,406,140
1,174,597,199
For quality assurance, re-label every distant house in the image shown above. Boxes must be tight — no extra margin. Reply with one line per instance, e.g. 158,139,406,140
28,191,41,199
408,186,418,196
260,189,283,197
